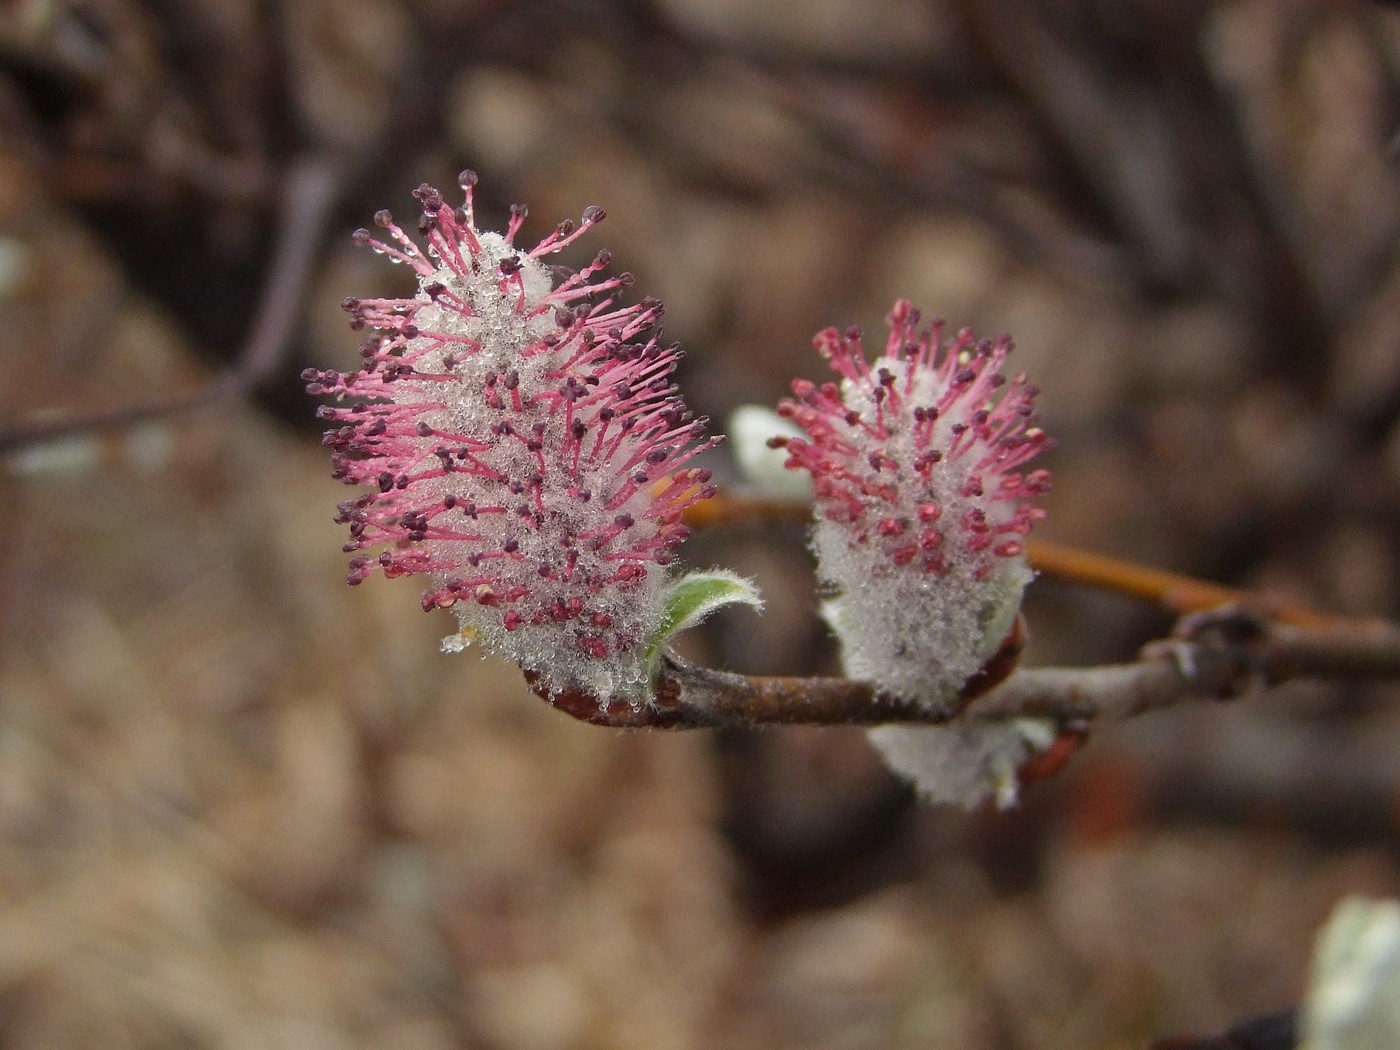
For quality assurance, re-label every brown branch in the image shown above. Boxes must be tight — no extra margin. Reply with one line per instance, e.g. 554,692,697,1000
679,490,811,529
1025,538,1338,626
972,608,1400,728
530,609,1400,731
0,155,341,456
526,616,1027,729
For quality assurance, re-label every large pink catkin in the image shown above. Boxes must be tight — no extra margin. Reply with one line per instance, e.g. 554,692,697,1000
305,175,717,697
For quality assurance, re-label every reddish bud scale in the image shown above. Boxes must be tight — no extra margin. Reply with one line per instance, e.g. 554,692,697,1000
309,178,718,696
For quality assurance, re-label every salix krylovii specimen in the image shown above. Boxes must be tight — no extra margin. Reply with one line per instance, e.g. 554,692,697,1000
308,178,1400,810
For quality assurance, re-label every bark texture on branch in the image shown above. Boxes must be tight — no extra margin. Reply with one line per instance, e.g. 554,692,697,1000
530,609,1400,731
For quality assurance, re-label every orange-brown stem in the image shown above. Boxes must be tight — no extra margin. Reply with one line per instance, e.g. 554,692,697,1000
1024,539,1339,627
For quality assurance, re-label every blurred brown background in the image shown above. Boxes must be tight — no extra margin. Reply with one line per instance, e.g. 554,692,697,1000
2,0,1400,1046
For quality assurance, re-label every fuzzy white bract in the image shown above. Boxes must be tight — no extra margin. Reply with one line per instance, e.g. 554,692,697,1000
867,719,1058,809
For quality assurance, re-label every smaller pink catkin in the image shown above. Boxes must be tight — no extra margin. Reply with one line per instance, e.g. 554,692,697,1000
775,298,1052,709
305,175,718,698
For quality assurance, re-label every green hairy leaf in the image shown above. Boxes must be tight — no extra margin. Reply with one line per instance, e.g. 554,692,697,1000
644,571,763,676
